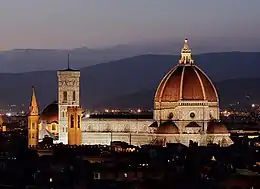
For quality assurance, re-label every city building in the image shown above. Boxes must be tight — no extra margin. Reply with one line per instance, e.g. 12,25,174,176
28,39,233,147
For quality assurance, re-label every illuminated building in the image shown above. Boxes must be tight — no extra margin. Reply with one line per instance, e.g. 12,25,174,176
28,39,233,147
28,86,40,147
0,114,7,132
57,65,81,145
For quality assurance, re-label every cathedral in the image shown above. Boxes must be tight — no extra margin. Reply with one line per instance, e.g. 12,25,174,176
28,39,233,147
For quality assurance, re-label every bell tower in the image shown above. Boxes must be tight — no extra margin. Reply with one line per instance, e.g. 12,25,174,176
28,86,39,147
57,55,80,144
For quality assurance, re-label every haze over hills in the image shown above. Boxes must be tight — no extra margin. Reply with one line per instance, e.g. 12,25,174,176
1,38,260,73
97,78,260,110
1,52,260,111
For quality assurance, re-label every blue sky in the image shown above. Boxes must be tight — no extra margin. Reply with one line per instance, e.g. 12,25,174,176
0,0,259,49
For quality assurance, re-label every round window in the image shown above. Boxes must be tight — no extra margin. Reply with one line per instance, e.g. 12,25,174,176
168,112,173,119
190,112,195,118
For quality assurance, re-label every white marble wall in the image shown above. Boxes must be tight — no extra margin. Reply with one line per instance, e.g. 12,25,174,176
154,101,219,122
81,132,233,147
81,118,154,133
82,132,155,146
59,106,68,144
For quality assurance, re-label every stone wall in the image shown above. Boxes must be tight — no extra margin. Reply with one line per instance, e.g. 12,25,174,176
82,132,155,146
154,101,219,122
81,132,233,147
82,118,155,133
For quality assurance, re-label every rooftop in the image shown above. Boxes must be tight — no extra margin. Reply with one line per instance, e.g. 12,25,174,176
87,113,153,119
58,68,80,72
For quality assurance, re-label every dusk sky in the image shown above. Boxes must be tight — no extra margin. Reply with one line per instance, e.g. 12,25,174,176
0,0,259,50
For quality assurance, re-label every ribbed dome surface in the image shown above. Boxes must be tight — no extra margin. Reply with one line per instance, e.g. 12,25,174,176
157,121,179,134
155,65,218,102
207,122,228,134
40,101,58,123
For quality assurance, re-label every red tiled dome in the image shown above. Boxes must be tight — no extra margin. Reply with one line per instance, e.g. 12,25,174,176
155,65,218,102
154,39,218,103
207,122,229,134
40,101,58,123
157,121,179,134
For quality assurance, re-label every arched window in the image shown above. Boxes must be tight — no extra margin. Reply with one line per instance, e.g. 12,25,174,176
73,91,76,101
70,115,74,128
52,124,56,131
78,115,80,128
63,91,67,102
32,122,36,129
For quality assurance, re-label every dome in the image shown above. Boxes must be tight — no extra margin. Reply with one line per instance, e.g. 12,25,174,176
40,101,58,123
155,65,218,102
207,122,229,134
155,39,218,103
157,121,179,134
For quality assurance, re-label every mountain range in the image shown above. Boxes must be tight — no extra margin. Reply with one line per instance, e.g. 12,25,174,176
1,52,260,111
98,78,260,110
1,38,260,73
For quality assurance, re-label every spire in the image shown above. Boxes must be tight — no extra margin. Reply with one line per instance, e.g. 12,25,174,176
179,38,194,65
67,53,70,69
29,86,39,116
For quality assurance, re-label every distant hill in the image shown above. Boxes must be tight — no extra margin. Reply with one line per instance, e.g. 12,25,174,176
98,78,260,109
1,38,260,73
0,42,184,73
1,52,260,110
0,48,138,73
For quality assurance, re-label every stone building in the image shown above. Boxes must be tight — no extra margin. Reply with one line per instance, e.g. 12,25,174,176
28,39,233,147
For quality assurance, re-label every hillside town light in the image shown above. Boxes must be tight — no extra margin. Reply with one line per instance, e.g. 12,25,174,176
6,112,11,117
